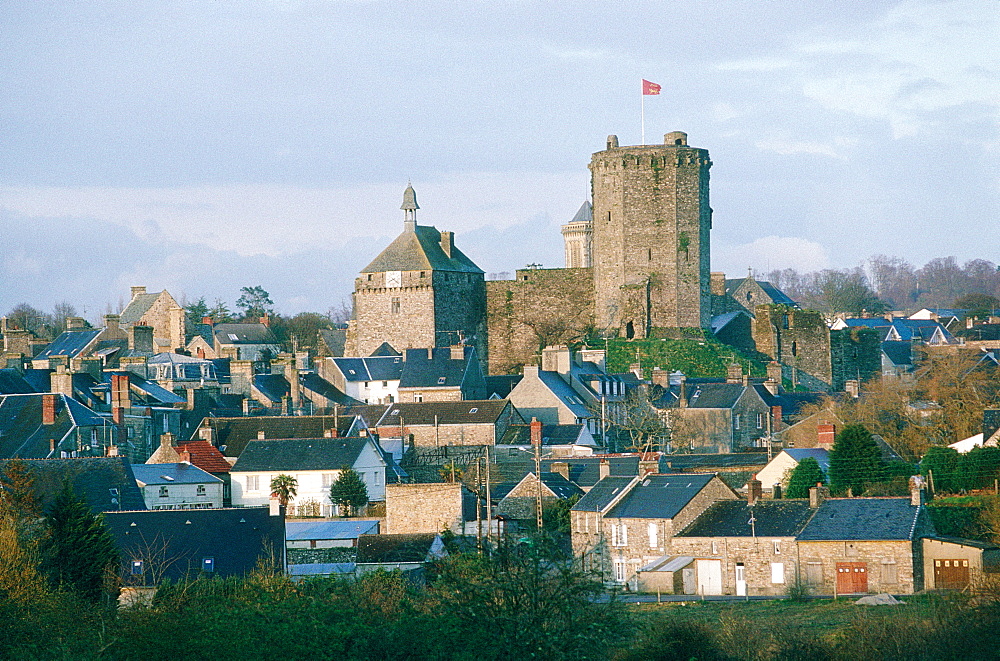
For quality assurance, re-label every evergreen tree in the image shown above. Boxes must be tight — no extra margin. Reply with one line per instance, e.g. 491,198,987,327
827,424,885,496
921,445,961,494
784,457,827,498
236,286,275,319
329,468,368,516
40,482,119,604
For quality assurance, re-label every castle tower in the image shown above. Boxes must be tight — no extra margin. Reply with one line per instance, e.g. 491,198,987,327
590,132,712,337
561,200,593,268
346,185,487,361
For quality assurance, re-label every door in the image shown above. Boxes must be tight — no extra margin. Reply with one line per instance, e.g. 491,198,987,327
934,559,970,589
681,567,696,595
836,562,868,594
697,559,723,595
735,563,747,596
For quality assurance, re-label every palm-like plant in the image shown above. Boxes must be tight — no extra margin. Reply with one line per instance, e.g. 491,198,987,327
269,474,298,508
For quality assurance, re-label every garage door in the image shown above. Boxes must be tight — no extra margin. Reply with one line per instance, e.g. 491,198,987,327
836,562,868,594
934,559,970,590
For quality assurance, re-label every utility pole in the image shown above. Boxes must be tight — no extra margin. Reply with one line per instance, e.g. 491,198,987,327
485,445,493,549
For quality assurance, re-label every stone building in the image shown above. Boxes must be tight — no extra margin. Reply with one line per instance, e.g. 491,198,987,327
346,185,487,363
560,201,593,268
590,132,712,337
119,286,187,353
384,482,475,534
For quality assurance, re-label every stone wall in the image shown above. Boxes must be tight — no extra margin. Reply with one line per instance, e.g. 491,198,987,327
669,536,799,596
752,305,833,391
485,268,594,375
830,327,882,391
349,276,437,357
797,539,919,594
590,133,712,337
385,482,465,534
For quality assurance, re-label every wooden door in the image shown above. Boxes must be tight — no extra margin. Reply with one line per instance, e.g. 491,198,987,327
934,559,970,589
697,559,723,595
836,562,868,594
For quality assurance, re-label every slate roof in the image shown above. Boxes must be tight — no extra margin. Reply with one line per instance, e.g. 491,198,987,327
550,456,640,487
782,448,831,473
659,453,768,472
231,437,373,473
369,342,401,357
0,393,109,459
882,341,913,367
398,346,480,389
654,382,747,409
359,400,512,426
300,372,358,405
0,456,146,513
355,533,445,563
538,472,585,499
501,423,588,446
485,374,522,399
254,373,289,404
569,200,592,224
0,368,36,394
605,473,720,519
132,462,222,486
535,369,592,418
104,507,285,584
35,329,101,359
195,415,356,455
286,520,379,541
104,371,186,405
796,498,922,541
710,310,749,334
572,477,636,512
678,500,815,537
333,355,404,382
119,292,161,325
174,440,233,473
361,224,483,274
753,389,826,417
213,323,280,346
318,328,347,356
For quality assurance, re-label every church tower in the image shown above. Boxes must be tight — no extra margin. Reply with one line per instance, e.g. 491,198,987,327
590,132,712,337
346,185,487,361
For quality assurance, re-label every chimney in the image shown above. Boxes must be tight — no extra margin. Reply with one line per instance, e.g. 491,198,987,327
541,346,571,375
129,325,154,353
679,377,688,409
130,286,147,299
51,364,73,397
639,457,659,477
178,448,191,463
112,407,124,425
106,445,119,457
42,393,57,425
440,231,453,258
66,317,86,330
747,474,762,506
772,484,782,499
198,426,214,444
202,316,213,326
111,373,130,410
817,423,836,448
260,313,270,327
288,363,300,408
551,461,570,480
766,362,782,387
599,459,610,481
242,397,252,415
324,427,338,438
530,417,543,447
257,430,266,440
710,271,727,297
911,484,924,507
450,345,464,361
104,314,121,336
159,432,175,450
844,379,860,398
809,483,828,508
651,367,668,387
727,363,742,384
168,306,185,351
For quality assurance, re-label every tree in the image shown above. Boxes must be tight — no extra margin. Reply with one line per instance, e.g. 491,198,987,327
328,468,368,516
955,293,1000,320
39,482,119,604
51,301,79,335
236,286,275,319
184,296,210,326
784,457,827,498
269,474,298,509
208,298,235,323
617,388,671,453
921,446,960,494
816,268,887,316
827,424,886,496
282,312,332,351
6,303,50,335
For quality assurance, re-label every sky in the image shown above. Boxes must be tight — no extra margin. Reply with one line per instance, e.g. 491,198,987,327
2,0,998,321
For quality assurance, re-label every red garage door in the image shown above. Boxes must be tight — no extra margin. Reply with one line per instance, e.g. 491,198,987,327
836,562,868,594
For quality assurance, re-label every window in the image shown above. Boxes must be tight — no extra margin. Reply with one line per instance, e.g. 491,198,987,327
414,393,423,402
881,560,898,584
197,484,206,496
611,523,628,547
771,562,785,584
711,541,719,555
247,475,260,492
438,376,447,385
773,540,781,555
322,473,336,488
648,522,659,549
756,413,764,429
159,486,169,498
806,561,823,586
613,559,627,583
734,414,741,430
202,557,215,573
391,297,400,314
382,381,388,387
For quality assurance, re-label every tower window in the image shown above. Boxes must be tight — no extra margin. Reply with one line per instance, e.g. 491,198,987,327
391,298,400,314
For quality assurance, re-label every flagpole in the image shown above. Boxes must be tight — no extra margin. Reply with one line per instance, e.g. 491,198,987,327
641,80,646,145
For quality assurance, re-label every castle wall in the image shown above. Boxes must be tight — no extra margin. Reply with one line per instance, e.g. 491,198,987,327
830,327,882,391
590,133,712,336
349,270,437,357
433,271,488,365
752,306,833,392
485,268,595,375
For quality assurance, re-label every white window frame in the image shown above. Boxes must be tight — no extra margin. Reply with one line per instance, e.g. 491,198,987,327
734,414,741,430
611,523,628,547
613,559,627,583
648,522,659,549
247,475,260,492
771,562,785,584
773,540,781,555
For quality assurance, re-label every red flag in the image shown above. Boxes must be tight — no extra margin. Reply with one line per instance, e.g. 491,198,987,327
642,79,661,95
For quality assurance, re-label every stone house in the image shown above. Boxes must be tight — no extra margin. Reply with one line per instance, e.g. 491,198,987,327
652,379,773,452
358,399,523,448
494,471,583,521
753,448,830,494
208,322,282,362
190,414,364,457
0,456,147,513
711,271,798,317
571,473,738,587
396,345,487,402
384,482,477,534
119,286,187,353
131,462,224,510
0,392,118,459
230,436,388,516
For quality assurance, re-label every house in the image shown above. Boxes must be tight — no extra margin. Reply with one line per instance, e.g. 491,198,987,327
31,315,130,369
357,399,523,449
118,286,187,352
318,353,404,404
0,456,146,513
831,317,957,346
667,498,817,596
286,519,380,549
494,471,584,521
571,473,739,588
795,489,932,595
753,448,830,494
190,414,365,457
948,409,1000,453
354,533,448,581
921,536,1000,590
497,422,598,457
131,462,224,510
146,433,235,505
0,393,118,459
396,345,487,402
652,377,773,453
718,272,798,316
104,506,286,593
384,482,478,534
202,322,282,361
230,436,388,515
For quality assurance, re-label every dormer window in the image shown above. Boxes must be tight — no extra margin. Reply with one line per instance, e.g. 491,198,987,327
438,376,447,385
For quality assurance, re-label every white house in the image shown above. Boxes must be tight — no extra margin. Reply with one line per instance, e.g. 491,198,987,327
753,448,830,493
318,355,403,404
131,462,225,510
230,436,388,517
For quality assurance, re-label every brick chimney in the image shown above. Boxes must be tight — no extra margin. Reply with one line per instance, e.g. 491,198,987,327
439,231,453,258
42,393,57,425
727,363,742,384
747,474,762,506
260,313,270,327
817,423,836,448
530,417,543,446
450,345,464,360
651,367,668,387
639,456,659,476
111,373,130,410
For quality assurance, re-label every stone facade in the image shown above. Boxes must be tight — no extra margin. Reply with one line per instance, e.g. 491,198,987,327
829,326,882,391
752,305,834,391
561,201,593,268
797,540,920,595
485,267,594,375
385,482,467,534
668,535,799,596
590,132,712,337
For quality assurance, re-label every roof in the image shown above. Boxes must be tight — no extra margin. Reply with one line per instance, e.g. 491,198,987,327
369,342,401,357
195,415,355,456
572,476,636,512
0,393,108,459
361,224,483,274
0,368,36,394
355,533,446,564
538,472,585,499
881,341,913,367
781,448,831,473
398,346,480,389
286,520,379,541
660,453,769,472
231,436,376,473
34,329,101,359
654,382,748,409
0,456,146,513
678,500,815,537
569,200,592,224
318,328,347,356
797,498,922,541
639,555,694,573
253,373,289,404
359,400,511,427
174,440,233,473
103,507,285,584
484,374,522,399
923,535,1000,550
501,423,589,446
533,369,592,418
132,462,222,486
332,355,405,382
710,310,749,334
119,291,161,325
300,372,358,405
104,371,186,405
213,323,280,346
606,473,719,519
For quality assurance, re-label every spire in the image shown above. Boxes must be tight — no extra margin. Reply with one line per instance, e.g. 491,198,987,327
401,183,419,232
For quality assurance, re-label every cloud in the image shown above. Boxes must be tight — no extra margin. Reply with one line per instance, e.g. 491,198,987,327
713,236,831,275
